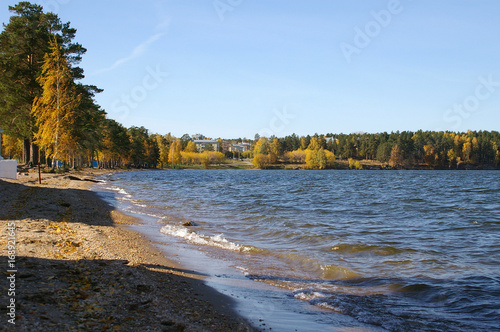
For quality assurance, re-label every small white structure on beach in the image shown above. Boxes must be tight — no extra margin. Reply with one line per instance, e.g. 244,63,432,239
0,129,17,180
0,160,17,179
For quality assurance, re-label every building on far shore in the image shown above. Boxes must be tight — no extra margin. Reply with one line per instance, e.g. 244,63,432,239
192,138,252,154
221,140,231,153
193,139,219,152
229,143,251,153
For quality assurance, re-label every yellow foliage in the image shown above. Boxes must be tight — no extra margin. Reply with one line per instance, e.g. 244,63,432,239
179,151,224,168
269,138,282,157
168,139,182,165
253,137,269,155
348,158,362,170
325,150,336,168
252,153,271,169
307,137,320,150
305,148,326,169
181,152,197,164
252,137,277,169
423,144,437,166
32,38,82,162
284,148,334,169
284,150,306,164
1,134,22,159
462,142,472,163
204,151,225,166
184,141,198,153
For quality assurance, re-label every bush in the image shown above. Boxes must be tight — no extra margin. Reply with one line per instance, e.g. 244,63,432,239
305,149,326,169
284,150,306,164
179,151,225,168
325,150,336,168
252,154,271,169
348,158,363,170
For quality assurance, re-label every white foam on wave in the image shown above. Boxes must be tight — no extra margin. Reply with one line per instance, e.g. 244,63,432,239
234,266,249,275
104,186,131,197
117,188,131,197
294,291,327,301
160,225,250,252
124,209,166,220
315,302,340,312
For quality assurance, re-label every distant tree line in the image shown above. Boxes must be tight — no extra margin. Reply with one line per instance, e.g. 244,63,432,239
256,131,500,169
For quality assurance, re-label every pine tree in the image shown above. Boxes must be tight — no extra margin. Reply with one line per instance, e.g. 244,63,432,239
73,84,106,164
0,2,86,164
32,38,81,168
100,119,131,167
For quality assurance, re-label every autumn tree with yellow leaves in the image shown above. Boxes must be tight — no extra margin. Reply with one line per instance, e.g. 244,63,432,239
252,137,277,169
168,139,182,167
304,137,335,169
32,38,81,168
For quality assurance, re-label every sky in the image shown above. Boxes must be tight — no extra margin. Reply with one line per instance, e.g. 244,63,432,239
1,0,499,139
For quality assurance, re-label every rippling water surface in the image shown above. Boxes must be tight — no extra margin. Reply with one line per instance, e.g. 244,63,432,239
97,170,500,331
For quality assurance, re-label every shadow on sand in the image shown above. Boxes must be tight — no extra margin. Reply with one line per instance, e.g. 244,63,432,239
0,179,253,331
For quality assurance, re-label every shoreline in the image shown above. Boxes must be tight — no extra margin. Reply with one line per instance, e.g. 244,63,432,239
146,158,499,170
0,169,254,331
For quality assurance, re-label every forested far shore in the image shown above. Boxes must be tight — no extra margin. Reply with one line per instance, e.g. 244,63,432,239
250,131,500,170
1,3,499,171
3,128,500,170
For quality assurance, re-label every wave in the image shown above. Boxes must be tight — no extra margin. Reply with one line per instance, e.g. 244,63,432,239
103,185,132,198
330,243,417,256
320,264,361,280
293,290,327,301
159,224,251,252
290,276,500,331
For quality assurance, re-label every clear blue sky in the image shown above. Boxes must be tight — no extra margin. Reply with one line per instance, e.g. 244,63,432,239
1,0,499,139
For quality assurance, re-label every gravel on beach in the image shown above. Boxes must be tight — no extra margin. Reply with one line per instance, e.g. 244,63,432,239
0,169,254,331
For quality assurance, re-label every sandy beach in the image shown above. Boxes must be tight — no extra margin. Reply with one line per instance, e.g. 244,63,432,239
0,169,254,331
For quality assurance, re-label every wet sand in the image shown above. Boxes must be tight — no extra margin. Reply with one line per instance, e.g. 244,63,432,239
0,169,254,331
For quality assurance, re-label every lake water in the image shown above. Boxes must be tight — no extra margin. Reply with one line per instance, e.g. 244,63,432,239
95,170,500,331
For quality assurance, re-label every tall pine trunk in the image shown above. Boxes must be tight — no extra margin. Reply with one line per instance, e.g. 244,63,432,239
23,138,30,165
30,141,39,165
